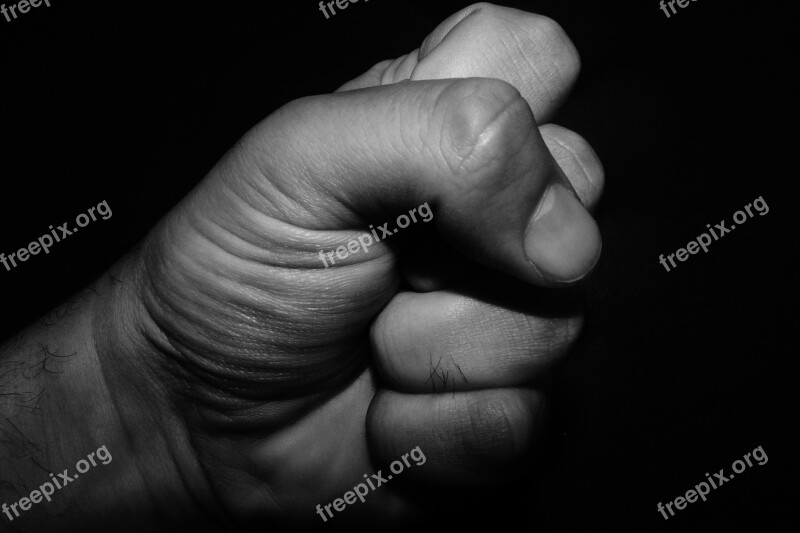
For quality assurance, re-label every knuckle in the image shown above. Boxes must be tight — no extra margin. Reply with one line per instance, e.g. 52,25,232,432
525,15,581,81
461,5,581,93
438,78,534,175
531,14,572,48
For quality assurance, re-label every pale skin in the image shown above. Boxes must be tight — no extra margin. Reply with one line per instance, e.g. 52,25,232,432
0,3,605,531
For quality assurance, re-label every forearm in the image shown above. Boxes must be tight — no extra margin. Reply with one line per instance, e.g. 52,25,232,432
0,257,221,532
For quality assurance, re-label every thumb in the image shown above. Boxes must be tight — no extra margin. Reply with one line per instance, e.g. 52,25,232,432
240,77,600,285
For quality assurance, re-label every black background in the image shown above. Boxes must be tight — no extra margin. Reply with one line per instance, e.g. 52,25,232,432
0,0,797,531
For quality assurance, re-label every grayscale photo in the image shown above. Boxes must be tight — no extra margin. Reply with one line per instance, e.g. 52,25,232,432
0,1,795,531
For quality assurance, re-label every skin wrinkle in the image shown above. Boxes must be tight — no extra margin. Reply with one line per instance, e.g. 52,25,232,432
450,302,574,380
486,23,530,78
550,133,596,202
493,394,519,461
511,39,557,111
483,311,535,370
414,97,442,178
190,204,382,281
533,315,556,373
93,283,219,527
143,219,381,396
234,167,323,232
309,96,412,223
381,52,416,86
449,85,533,181
445,302,493,376
226,175,332,254
189,346,372,423
160,289,315,364
160,426,230,531
156,313,357,396
548,135,594,198
171,219,303,313
418,4,484,61
462,393,514,470
359,59,391,88
527,29,566,103
144,270,267,373
336,101,412,211
539,19,579,77
249,105,353,228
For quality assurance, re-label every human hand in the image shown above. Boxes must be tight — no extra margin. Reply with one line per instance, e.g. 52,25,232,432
92,3,605,530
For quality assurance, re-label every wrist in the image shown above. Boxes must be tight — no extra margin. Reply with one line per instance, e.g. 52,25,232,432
1,259,214,532
86,252,226,531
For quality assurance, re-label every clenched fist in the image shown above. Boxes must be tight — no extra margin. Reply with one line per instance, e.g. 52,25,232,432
0,4,604,532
